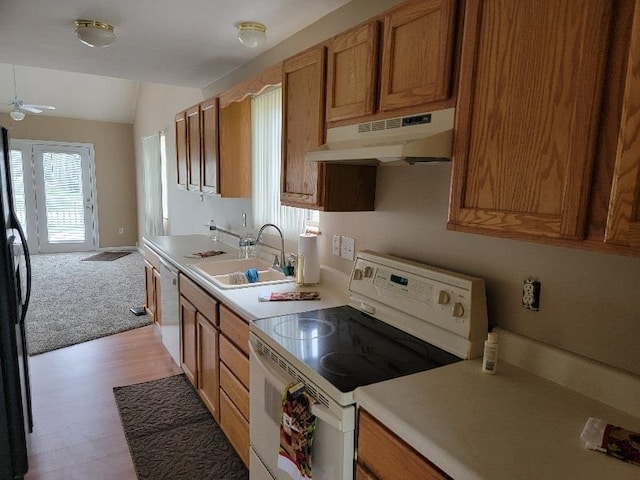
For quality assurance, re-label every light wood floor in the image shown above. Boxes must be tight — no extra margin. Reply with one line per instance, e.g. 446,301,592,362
24,325,182,480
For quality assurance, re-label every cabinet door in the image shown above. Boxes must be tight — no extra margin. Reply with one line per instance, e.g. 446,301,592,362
179,295,197,386
200,97,219,194
605,2,640,248
144,260,155,321
197,312,219,421
449,0,612,240
357,409,450,480
175,111,188,189
186,105,201,191
282,46,326,208
153,268,161,326
356,463,378,480
379,0,457,112
326,22,379,122
219,97,251,198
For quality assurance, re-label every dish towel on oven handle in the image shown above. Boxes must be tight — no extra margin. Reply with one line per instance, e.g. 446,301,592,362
278,382,318,480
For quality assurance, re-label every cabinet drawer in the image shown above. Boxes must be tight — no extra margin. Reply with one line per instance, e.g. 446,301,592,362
219,304,249,355
178,274,218,325
220,335,249,389
220,362,249,420
220,390,250,467
357,409,450,480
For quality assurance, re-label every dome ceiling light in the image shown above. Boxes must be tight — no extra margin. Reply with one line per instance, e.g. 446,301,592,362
237,22,266,48
74,19,116,48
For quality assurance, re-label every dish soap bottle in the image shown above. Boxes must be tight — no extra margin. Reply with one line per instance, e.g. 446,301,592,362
208,220,218,243
482,332,499,375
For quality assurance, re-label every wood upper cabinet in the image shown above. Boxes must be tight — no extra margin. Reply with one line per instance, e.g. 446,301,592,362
605,1,640,248
326,21,379,122
379,0,457,112
219,97,251,198
326,0,457,124
357,409,451,480
448,0,614,240
175,111,188,189
282,46,326,207
200,97,219,194
186,105,201,191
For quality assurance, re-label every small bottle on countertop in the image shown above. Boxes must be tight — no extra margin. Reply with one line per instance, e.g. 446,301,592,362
295,254,305,286
482,332,499,375
208,220,218,242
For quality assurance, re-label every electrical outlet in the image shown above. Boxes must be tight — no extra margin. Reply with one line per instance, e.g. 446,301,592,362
332,235,341,256
118,227,124,235
522,278,541,311
340,236,355,260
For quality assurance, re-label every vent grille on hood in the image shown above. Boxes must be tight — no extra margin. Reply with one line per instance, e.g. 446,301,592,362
306,108,455,164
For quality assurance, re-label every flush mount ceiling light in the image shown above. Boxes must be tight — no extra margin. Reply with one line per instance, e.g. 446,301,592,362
74,19,116,48
237,22,266,48
10,109,25,122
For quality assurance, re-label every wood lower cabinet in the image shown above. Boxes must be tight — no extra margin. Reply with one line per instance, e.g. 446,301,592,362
179,295,198,385
143,246,161,326
178,278,249,466
357,409,451,480
197,312,219,421
449,0,619,241
218,304,250,467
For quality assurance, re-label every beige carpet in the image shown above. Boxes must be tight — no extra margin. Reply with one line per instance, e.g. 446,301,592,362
25,251,152,355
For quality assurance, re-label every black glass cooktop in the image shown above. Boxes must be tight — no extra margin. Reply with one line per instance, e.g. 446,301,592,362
252,305,462,393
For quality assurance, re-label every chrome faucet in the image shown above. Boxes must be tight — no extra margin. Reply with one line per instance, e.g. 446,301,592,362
256,223,285,271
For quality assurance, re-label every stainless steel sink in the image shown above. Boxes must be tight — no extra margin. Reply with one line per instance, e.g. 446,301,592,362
192,257,294,289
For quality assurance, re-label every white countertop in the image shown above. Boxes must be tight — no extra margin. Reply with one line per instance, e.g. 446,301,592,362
144,234,349,321
355,359,640,480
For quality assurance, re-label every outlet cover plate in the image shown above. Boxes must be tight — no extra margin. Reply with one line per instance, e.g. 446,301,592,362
332,235,341,256
340,236,355,260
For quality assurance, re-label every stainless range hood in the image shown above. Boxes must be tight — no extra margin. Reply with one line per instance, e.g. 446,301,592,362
306,108,455,165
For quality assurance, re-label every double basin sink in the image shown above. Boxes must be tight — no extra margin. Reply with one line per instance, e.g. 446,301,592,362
192,257,294,289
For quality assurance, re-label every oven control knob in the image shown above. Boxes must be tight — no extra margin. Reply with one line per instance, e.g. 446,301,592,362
452,302,465,318
437,290,450,305
353,269,363,280
364,266,374,278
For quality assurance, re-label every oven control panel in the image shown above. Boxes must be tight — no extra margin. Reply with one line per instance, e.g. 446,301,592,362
348,250,488,359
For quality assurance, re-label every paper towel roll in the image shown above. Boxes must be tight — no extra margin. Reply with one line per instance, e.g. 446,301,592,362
298,233,320,284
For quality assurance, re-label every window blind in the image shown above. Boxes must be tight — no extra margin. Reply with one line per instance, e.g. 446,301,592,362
251,87,317,238
9,149,27,235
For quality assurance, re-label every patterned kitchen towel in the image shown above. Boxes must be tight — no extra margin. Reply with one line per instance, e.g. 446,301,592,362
581,417,640,466
277,382,317,480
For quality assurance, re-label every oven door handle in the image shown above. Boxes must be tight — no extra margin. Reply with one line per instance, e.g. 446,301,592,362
249,340,345,432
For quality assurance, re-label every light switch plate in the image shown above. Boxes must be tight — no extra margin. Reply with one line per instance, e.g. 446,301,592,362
340,236,355,260
332,235,341,256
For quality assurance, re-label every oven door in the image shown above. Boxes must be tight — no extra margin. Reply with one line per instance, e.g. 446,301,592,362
249,336,355,480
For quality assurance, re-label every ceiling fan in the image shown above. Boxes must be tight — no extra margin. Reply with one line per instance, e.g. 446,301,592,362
5,65,55,121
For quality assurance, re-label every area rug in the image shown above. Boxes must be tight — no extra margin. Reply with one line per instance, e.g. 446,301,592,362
113,374,248,480
26,251,151,355
82,251,131,261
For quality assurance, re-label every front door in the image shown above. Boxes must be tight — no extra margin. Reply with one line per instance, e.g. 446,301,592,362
10,140,97,253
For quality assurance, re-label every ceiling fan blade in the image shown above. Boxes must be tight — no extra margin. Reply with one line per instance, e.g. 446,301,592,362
20,105,43,113
23,104,55,111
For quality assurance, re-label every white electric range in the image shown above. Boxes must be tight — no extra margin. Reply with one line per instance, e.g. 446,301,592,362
249,250,488,480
